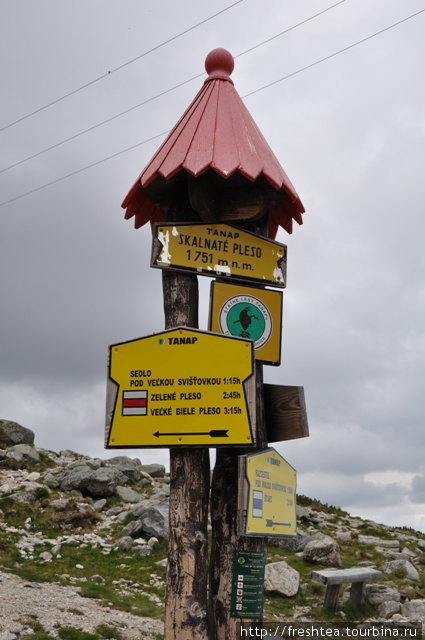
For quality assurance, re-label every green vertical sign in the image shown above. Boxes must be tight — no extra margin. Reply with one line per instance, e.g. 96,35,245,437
230,550,266,618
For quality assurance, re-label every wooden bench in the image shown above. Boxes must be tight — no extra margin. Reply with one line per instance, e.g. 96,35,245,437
311,567,382,611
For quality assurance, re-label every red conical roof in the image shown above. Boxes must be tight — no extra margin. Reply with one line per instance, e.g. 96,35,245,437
122,48,305,238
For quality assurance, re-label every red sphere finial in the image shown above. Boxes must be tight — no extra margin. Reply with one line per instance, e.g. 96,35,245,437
205,48,234,82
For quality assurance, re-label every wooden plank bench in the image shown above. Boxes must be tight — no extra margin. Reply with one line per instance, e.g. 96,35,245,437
311,567,382,611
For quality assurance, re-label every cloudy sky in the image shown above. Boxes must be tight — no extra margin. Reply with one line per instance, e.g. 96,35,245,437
1,0,424,532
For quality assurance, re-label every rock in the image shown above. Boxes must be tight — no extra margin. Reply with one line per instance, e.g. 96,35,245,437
276,531,310,552
131,498,169,540
43,472,60,488
401,600,425,621
39,551,52,562
7,444,40,465
335,531,352,541
302,535,341,567
26,472,40,482
137,545,153,557
377,600,401,618
90,574,104,583
122,520,145,538
108,459,142,482
138,478,152,489
358,535,400,549
115,536,134,551
62,537,80,547
0,631,18,640
264,561,300,597
140,464,166,478
365,584,401,606
60,463,127,498
50,498,70,511
115,485,144,503
0,420,35,446
93,498,107,512
11,491,36,504
148,537,159,549
383,559,420,582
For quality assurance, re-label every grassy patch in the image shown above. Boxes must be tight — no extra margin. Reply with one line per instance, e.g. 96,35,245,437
3,537,168,619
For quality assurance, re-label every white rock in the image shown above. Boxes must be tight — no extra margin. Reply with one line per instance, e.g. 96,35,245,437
383,559,420,582
264,561,300,597
401,600,425,621
377,600,401,618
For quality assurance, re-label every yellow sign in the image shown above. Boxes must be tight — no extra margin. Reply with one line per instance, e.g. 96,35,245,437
151,222,287,288
209,282,282,366
243,448,296,537
105,327,255,448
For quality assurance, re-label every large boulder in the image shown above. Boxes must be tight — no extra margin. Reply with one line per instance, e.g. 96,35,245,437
377,600,401,618
123,495,170,539
60,462,128,498
302,535,341,567
276,531,311,552
0,443,40,469
0,420,35,446
106,457,142,481
264,561,300,597
140,464,166,478
115,485,144,503
383,559,420,582
365,584,401,606
401,600,425,621
358,535,400,549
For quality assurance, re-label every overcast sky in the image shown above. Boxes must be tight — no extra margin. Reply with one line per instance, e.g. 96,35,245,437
1,0,424,532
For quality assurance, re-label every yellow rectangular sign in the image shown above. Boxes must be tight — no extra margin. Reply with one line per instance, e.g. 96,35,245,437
209,282,283,366
151,222,287,288
105,327,256,448
241,448,297,537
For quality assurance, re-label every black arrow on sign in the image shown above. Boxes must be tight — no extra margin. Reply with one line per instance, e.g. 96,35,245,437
266,519,291,528
153,429,229,438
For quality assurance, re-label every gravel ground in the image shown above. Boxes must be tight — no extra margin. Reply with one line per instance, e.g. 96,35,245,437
0,569,163,639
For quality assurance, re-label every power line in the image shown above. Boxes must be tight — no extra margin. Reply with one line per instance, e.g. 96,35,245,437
0,0,245,133
0,8,423,209
234,0,346,60
0,131,170,208
0,0,346,175
0,72,204,175
243,7,425,100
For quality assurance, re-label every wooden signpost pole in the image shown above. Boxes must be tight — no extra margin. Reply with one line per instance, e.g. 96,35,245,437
162,269,211,639
210,363,268,639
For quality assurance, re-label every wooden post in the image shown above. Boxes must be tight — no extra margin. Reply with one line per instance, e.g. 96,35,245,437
349,582,366,607
210,362,268,639
324,584,341,612
162,269,211,639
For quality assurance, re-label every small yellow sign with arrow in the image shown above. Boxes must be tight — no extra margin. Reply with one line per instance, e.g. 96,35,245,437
240,448,297,537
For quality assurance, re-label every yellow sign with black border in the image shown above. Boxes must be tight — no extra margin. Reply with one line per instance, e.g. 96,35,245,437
241,448,297,537
209,282,282,365
105,327,256,448
151,222,287,288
